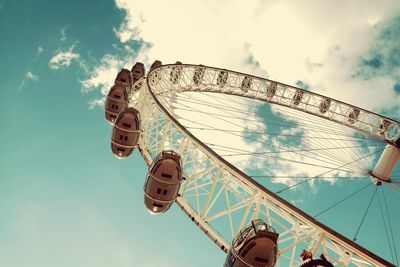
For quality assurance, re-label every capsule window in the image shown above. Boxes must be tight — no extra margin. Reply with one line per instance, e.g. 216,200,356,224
157,188,162,194
113,94,121,99
153,203,163,208
117,147,125,152
122,123,131,128
161,173,172,179
254,257,268,263
163,189,168,195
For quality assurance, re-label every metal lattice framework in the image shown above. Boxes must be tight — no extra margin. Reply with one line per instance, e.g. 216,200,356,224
128,64,399,267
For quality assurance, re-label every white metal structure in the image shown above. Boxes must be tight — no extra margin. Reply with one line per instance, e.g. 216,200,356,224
126,63,399,267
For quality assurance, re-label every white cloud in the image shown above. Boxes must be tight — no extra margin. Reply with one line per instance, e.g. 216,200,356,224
80,43,151,107
26,71,38,81
81,54,121,94
49,44,80,70
36,46,44,55
88,97,106,109
60,27,67,42
81,0,399,185
17,80,26,91
112,0,400,113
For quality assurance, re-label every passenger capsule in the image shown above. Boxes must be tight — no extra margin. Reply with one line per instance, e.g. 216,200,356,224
319,98,331,113
299,250,333,267
217,70,228,87
193,66,205,85
111,107,141,158
348,108,360,124
241,76,252,93
224,219,279,267
378,119,391,136
144,150,183,214
149,60,162,85
170,61,183,84
115,68,132,86
105,84,129,123
266,82,277,99
293,89,303,106
131,62,146,84
150,60,162,71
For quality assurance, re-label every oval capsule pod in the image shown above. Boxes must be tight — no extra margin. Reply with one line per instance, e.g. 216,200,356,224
105,84,129,123
217,70,228,87
115,68,132,86
144,150,183,214
149,60,162,85
293,89,303,106
193,66,205,85
170,61,183,84
111,107,141,159
241,76,252,93
150,60,162,71
378,119,391,136
225,219,279,267
266,82,277,99
131,62,145,84
319,98,331,113
348,108,360,124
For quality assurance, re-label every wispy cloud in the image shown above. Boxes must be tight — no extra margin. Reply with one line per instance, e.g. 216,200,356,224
36,46,44,55
60,27,67,42
88,98,106,109
49,44,80,70
26,71,38,81
17,80,26,91
80,42,149,109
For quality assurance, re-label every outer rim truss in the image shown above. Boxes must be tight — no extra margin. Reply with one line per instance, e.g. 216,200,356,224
130,64,398,267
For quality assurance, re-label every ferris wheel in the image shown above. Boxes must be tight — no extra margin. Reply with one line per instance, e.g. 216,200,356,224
104,61,400,267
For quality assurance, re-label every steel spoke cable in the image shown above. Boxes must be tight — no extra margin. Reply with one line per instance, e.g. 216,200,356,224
250,175,373,179
383,186,399,265
353,186,378,242
186,126,381,142
204,138,368,175
176,93,380,169
176,93,381,169
313,182,373,218
175,94,375,139
234,96,382,172
271,103,378,171
274,149,385,194
377,187,396,264
217,143,385,156
177,103,373,173
205,142,372,175
174,103,357,138
177,107,365,172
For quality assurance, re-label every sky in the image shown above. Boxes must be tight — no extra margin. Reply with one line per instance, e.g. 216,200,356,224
0,0,400,266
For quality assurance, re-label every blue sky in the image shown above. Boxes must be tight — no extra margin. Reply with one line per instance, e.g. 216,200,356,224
1,0,400,266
